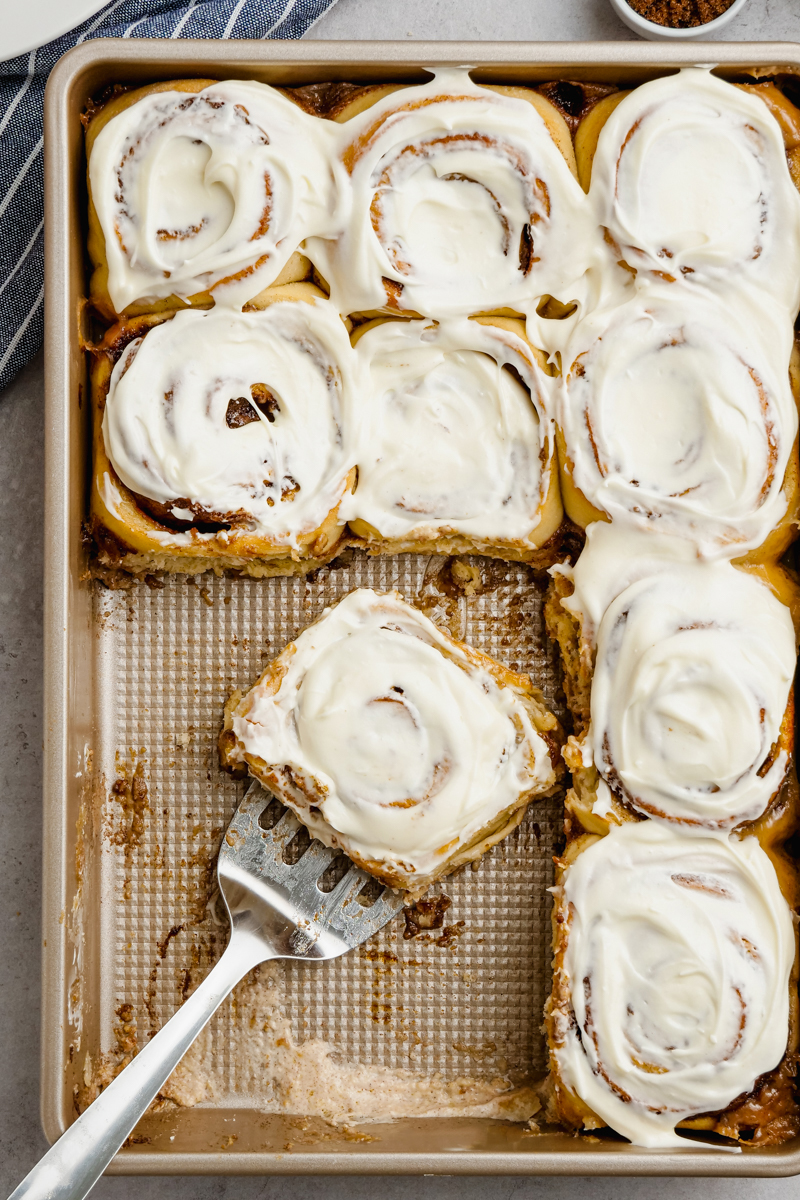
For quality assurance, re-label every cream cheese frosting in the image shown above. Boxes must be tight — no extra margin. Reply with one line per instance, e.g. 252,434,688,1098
557,287,798,557
589,67,800,313
554,521,698,651
228,588,557,882
553,821,795,1149
102,299,355,545
342,317,557,543
589,560,795,829
89,81,344,312
304,70,598,320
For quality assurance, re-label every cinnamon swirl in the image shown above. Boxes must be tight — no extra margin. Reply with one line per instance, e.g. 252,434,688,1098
581,68,800,310
556,289,800,559
219,588,563,895
547,821,796,1149
577,556,796,831
86,79,343,319
304,70,596,320
342,315,563,564
90,284,356,579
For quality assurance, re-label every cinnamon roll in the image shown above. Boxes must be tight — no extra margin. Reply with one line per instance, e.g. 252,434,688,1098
90,284,356,579
219,588,563,895
341,315,563,564
582,68,800,311
547,820,796,1149
584,558,796,831
86,79,343,319
304,70,596,320
556,288,800,559
546,532,799,833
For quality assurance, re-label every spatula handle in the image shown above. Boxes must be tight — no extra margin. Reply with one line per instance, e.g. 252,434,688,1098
8,933,265,1200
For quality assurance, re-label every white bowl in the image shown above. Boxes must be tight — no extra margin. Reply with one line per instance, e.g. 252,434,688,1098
608,0,750,40
0,0,108,61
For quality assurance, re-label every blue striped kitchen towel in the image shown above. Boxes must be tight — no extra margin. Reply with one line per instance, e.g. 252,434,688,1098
0,0,340,392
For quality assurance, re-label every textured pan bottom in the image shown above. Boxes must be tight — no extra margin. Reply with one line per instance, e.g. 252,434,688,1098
87,551,566,1121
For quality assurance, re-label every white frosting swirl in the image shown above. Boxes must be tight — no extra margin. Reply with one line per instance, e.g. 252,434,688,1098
102,299,355,544
589,561,795,829
553,821,795,1149
230,588,556,881
558,288,798,556
305,70,596,319
555,521,698,651
590,68,800,312
341,317,557,543
89,81,343,312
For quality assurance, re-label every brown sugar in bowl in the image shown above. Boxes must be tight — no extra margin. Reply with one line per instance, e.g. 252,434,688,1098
608,0,750,39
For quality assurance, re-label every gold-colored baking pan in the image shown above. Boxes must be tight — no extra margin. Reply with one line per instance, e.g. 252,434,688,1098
43,38,800,1176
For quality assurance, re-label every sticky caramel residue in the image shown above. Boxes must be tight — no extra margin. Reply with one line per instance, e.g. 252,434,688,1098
110,763,149,865
402,893,452,939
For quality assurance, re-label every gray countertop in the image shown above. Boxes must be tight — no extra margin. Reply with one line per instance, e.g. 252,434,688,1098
4,1,800,1194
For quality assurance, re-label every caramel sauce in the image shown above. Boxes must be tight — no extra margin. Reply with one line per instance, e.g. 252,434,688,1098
536,81,619,136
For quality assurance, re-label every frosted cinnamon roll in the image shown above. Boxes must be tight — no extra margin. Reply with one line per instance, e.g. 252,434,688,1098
545,523,696,733
86,79,343,318
547,821,796,1149
586,560,796,831
556,289,800,559
90,285,356,579
304,69,596,320
219,588,563,895
584,68,800,311
342,316,563,564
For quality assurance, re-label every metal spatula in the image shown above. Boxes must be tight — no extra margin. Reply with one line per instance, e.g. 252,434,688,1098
10,782,404,1200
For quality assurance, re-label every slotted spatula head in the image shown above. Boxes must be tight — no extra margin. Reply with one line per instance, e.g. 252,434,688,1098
218,781,405,961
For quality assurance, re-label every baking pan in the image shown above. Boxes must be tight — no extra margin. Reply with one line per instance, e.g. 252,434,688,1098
43,38,800,1176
